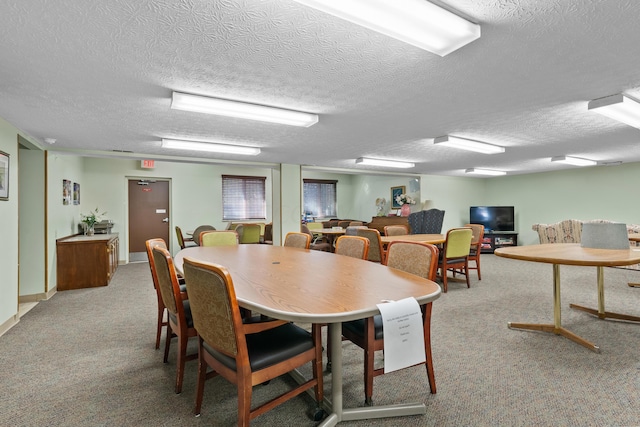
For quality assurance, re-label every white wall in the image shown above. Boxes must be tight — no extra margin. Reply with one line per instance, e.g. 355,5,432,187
0,117,19,331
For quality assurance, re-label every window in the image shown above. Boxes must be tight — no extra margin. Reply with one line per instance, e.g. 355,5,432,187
303,179,337,218
222,175,266,220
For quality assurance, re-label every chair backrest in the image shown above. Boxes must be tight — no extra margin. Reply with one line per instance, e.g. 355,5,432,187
407,211,423,235
384,241,439,281
182,258,241,357
443,228,473,258
151,245,183,318
422,209,445,234
384,225,409,236
284,232,311,249
263,223,273,243
345,225,367,235
238,223,261,244
306,222,323,232
464,223,485,246
192,225,216,246
200,230,239,246
145,238,167,290
335,235,370,260
175,226,187,249
531,219,583,244
337,220,351,229
349,221,364,226
356,228,384,263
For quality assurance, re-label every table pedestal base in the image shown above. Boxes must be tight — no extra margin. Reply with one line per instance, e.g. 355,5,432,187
507,321,600,353
628,282,640,288
569,303,640,323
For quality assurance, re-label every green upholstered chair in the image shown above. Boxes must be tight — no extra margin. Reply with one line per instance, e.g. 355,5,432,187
237,223,261,244
437,227,473,293
200,230,239,246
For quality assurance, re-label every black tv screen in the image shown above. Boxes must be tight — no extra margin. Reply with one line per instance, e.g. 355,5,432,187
470,206,515,232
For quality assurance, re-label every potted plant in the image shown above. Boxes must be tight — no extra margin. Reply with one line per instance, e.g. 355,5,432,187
81,207,106,236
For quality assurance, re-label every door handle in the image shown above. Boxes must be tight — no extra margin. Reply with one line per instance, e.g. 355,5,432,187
162,217,169,223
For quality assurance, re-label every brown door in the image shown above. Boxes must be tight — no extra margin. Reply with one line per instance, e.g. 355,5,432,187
128,179,170,261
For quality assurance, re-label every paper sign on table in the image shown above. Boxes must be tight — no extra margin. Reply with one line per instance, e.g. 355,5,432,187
376,297,425,373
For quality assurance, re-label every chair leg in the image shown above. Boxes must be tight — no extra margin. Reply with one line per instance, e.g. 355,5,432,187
237,377,253,427
194,343,207,416
155,303,165,350
163,325,173,363
464,260,470,288
422,303,436,394
364,318,375,406
476,257,482,280
441,268,448,293
175,331,188,394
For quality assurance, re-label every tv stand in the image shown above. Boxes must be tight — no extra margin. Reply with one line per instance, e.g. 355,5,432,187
481,231,518,254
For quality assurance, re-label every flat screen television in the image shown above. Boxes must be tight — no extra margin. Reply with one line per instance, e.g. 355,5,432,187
469,206,515,232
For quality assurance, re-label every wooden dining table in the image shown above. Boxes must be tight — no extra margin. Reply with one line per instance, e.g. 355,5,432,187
173,245,441,426
627,234,640,287
380,233,445,245
495,243,640,352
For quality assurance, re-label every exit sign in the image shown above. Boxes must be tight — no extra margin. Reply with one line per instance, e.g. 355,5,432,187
141,159,155,169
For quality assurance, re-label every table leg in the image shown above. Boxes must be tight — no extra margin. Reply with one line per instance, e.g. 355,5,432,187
318,322,427,426
570,266,640,322
508,264,600,353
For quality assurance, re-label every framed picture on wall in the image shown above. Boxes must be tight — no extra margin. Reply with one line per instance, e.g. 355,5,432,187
391,185,406,209
0,151,9,201
73,182,80,205
63,179,72,205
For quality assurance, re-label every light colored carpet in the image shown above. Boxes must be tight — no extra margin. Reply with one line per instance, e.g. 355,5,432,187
1,254,639,426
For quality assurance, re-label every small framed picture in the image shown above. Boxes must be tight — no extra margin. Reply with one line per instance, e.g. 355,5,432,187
63,179,72,205
0,151,9,201
391,185,406,209
73,182,80,205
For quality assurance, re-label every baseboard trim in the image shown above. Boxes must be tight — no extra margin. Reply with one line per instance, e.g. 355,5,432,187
0,314,19,338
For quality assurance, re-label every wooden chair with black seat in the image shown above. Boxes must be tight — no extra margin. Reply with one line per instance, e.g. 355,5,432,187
182,257,324,426
200,230,239,246
175,226,196,250
192,225,216,247
150,244,198,394
356,228,385,263
437,227,473,293
146,238,187,350
341,240,439,406
283,232,311,249
301,225,332,252
464,223,485,280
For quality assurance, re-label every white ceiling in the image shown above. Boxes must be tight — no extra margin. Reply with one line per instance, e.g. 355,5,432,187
1,0,640,176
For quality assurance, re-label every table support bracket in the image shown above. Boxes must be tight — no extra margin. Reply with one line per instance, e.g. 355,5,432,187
507,322,600,353
569,303,640,323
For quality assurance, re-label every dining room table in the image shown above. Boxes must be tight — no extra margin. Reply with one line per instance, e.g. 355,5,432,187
495,243,640,352
380,233,445,245
173,244,441,426
627,234,640,287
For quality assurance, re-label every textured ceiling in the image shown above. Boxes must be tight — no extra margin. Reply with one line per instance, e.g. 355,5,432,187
1,0,640,176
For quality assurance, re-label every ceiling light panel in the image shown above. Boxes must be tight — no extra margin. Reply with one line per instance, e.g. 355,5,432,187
161,139,260,155
433,136,505,154
465,168,507,176
292,0,480,56
171,92,318,127
588,94,640,129
356,157,415,168
551,155,597,166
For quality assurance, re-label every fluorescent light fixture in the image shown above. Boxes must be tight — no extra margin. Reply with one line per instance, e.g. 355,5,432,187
292,0,480,56
551,155,597,167
588,94,640,129
356,157,415,168
161,139,261,156
465,168,506,176
171,92,318,127
433,136,505,154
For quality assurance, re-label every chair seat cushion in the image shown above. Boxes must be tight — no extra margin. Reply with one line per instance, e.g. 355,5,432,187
168,300,194,328
203,323,314,372
342,314,383,340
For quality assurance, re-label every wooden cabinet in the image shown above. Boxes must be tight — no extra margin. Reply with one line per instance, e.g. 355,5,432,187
481,232,518,254
367,216,409,235
56,233,119,290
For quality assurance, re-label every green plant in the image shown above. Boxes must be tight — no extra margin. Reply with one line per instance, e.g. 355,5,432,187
81,207,107,228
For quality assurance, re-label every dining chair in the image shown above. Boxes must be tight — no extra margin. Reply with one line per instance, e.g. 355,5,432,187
301,225,331,251
337,220,351,229
145,238,179,350
342,241,439,406
175,226,196,250
345,225,367,236
151,245,197,394
200,230,239,246
284,232,311,249
192,225,216,246
356,228,385,263
182,257,324,425
464,223,485,280
237,223,261,244
262,223,273,244
383,225,409,236
334,235,370,260
437,227,473,293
